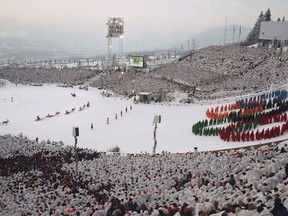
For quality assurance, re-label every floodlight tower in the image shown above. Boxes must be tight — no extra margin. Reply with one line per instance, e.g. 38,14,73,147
106,17,124,69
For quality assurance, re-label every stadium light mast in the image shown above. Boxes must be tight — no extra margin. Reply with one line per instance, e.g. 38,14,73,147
106,17,124,69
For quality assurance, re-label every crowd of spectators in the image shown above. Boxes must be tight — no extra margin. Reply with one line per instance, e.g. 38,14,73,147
90,71,187,97
1,133,288,215
1,45,287,103
1,45,288,215
0,67,97,86
89,46,288,102
152,46,288,101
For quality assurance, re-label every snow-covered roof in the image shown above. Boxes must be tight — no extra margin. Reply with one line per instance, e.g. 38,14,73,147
259,21,288,40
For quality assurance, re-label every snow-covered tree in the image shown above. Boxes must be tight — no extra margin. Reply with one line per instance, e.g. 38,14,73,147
263,8,271,21
245,11,264,45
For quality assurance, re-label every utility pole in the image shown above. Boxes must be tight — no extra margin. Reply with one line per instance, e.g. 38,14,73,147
224,16,227,45
152,115,161,154
72,127,79,176
153,123,157,155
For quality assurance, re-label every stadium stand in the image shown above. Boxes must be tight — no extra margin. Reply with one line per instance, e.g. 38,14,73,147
0,134,288,215
1,45,288,215
1,46,287,103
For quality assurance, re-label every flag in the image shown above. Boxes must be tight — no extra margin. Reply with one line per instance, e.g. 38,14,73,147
232,25,235,44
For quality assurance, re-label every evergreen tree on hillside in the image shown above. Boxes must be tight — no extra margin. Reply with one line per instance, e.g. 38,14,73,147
263,8,271,21
283,16,286,21
243,8,273,46
245,11,264,45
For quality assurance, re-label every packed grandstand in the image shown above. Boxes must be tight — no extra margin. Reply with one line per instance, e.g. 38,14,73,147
1,45,288,215
1,46,288,102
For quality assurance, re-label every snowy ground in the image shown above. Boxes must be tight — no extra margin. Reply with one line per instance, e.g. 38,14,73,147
1,80,288,154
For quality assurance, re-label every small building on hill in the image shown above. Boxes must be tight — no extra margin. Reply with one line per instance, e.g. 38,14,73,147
259,21,288,47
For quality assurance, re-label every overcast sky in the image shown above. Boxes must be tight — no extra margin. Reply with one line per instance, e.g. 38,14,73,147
1,0,287,54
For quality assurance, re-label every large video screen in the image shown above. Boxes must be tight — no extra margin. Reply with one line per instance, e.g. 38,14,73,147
129,56,144,68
